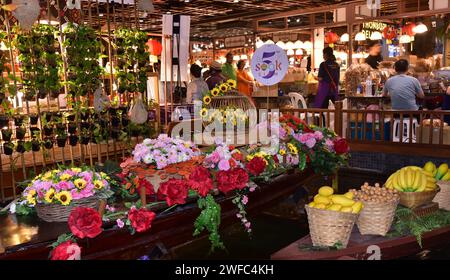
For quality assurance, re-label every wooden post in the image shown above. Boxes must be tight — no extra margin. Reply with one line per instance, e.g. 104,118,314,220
98,200,107,217
140,185,147,207
334,100,343,137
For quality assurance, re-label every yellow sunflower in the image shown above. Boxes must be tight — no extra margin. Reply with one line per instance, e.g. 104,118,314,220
42,171,53,181
227,79,237,89
94,180,104,190
203,95,212,105
44,188,56,203
60,173,72,181
279,149,286,156
200,108,208,118
55,191,72,206
287,143,298,155
219,83,229,93
71,167,82,173
26,190,37,206
211,88,220,97
74,178,87,190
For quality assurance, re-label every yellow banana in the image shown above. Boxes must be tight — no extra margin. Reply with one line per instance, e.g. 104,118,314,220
406,169,414,188
416,173,427,192
385,171,398,189
411,170,421,190
422,170,434,178
441,171,450,181
393,173,404,192
399,169,407,188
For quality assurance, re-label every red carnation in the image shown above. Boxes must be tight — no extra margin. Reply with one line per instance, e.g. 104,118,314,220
158,178,189,206
246,156,267,176
333,137,349,155
50,240,81,260
138,178,155,195
232,151,243,161
189,166,214,197
216,168,249,194
128,207,156,233
68,207,103,239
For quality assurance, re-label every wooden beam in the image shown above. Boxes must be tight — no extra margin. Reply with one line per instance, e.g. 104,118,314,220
349,142,450,159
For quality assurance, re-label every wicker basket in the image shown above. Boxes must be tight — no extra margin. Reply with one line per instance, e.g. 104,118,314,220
35,196,100,223
399,188,440,209
305,205,358,248
434,181,450,210
356,199,398,236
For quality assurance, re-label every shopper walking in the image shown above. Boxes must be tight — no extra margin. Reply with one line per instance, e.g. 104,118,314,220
314,47,340,108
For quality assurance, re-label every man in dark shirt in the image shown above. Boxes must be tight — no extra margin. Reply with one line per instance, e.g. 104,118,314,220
365,40,383,69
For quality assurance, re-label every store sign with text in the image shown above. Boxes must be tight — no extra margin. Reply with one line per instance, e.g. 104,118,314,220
251,44,288,86
361,21,388,40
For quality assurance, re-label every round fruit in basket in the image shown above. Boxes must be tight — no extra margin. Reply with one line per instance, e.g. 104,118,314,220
308,186,364,214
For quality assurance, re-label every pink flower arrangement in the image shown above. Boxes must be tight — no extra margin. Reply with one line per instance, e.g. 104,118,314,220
131,134,200,169
204,141,243,171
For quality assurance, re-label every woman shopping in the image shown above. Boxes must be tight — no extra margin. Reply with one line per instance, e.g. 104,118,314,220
314,47,340,108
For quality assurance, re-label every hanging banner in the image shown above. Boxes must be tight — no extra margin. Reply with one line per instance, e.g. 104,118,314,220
250,44,289,86
161,14,190,82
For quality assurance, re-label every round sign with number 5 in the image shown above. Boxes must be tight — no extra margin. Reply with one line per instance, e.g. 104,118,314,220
251,44,289,86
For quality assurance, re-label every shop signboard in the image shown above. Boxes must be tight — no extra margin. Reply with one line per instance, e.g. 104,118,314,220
361,21,388,40
251,44,289,86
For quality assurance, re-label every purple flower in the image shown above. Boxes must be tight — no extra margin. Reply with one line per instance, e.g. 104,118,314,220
218,159,230,171
236,213,243,219
325,139,334,151
249,187,256,192
116,219,124,228
242,195,249,205
56,181,71,191
138,255,150,261
245,222,251,229
305,138,316,149
106,204,116,212
314,131,324,141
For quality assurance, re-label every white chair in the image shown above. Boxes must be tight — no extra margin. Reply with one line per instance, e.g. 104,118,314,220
393,118,418,143
288,92,313,122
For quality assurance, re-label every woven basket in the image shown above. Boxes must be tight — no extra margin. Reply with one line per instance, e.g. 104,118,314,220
356,199,398,236
399,188,440,209
305,205,358,248
434,181,450,210
36,196,100,223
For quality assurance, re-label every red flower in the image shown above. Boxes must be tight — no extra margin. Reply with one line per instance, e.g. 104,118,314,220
228,145,235,151
50,240,81,260
333,137,349,155
128,207,156,233
246,156,267,176
232,151,243,161
229,158,237,169
68,207,103,239
158,178,189,206
291,115,302,124
138,178,155,195
189,166,214,197
273,154,279,164
216,168,249,194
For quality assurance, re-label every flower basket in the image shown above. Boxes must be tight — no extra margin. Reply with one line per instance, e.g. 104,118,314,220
434,181,450,210
36,195,100,223
305,205,358,248
399,188,440,209
356,199,398,236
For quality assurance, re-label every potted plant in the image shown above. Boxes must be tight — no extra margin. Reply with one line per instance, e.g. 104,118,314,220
29,114,39,125
80,133,90,145
68,122,77,134
80,121,90,130
31,139,40,152
111,115,121,128
44,112,53,123
16,140,25,153
43,125,53,136
16,127,26,140
1,128,12,141
69,134,78,146
43,138,53,149
66,112,76,122
111,129,120,140
3,141,14,155
0,115,9,127
56,132,67,148
30,127,40,138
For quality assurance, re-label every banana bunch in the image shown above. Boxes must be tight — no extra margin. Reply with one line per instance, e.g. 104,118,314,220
424,162,450,181
385,166,437,192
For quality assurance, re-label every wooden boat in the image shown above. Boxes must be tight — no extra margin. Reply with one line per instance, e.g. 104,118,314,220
271,225,450,260
0,169,315,260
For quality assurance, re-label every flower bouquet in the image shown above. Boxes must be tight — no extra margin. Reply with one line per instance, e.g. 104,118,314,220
22,167,113,222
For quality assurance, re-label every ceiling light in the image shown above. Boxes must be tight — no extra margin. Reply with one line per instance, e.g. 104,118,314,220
399,34,411,44
276,41,285,49
287,49,294,56
233,55,240,61
296,18,300,23
302,41,312,50
285,41,294,50
287,19,291,22
184,0,190,2
355,31,366,41
295,49,303,55
370,31,382,40
99,13,104,17
413,22,428,34
255,39,264,48
340,33,349,42
264,39,274,45
294,40,303,49
234,0,239,2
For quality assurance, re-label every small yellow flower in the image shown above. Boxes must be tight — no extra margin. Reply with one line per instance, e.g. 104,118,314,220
56,191,72,206
279,149,286,156
246,155,254,161
287,143,298,155
203,95,212,105
42,171,53,181
60,173,72,181
71,167,82,173
200,108,208,118
74,179,87,190
26,190,37,206
211,88,220,97
44,188,56,203
219,83,229,92
94,180,104,190
227,79,237,89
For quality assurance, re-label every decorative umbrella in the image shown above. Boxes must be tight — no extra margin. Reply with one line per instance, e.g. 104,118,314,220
138,0,155,12
2,0,40,31
147,39,162,56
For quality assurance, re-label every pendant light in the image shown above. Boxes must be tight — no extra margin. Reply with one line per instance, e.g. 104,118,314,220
285,41,295,50
355,32,366,41
413,23,428,34
294,40,303,49
399,34,411,44
340,33,349,42
303,41,312,50
276,41,286,49
265,39,274,45
286,49,294,56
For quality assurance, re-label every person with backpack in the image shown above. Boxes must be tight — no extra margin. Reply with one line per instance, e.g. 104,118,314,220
314,47,340,108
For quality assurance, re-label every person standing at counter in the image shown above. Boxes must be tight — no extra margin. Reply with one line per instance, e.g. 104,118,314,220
221,52,237,81
186,64,209,104
314,47,340,109
382,59,424,110
365,40,383,70
205,61,226,90
236,60,254,97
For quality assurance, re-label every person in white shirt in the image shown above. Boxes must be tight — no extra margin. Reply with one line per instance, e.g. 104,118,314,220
186,64,209,104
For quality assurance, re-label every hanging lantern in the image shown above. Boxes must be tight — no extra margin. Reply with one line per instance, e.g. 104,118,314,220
146,39,162,56
383,26,397,41
355,32,366,41
402,23,416,36
325,32,339,44
295,49,303,56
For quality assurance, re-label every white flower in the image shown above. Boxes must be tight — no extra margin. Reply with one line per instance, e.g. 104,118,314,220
143,154,153,164
143,138,152,146
9,203,16,214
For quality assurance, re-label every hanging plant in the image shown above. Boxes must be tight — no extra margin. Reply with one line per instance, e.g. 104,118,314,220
0,31,13,101
114,28,149,95
63,23,104,97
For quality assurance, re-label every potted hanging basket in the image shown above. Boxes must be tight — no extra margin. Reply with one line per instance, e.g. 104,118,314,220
31,140,41,152
1,128,13,141
16,127,26,140
3,142,14,155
